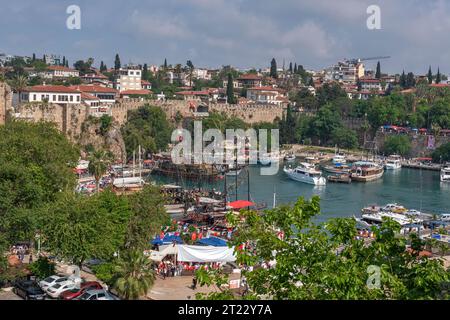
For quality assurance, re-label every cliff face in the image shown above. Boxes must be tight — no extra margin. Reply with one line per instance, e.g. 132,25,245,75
78,118,126,163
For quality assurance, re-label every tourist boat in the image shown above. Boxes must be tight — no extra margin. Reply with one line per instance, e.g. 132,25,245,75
359,211,423,226
259,152,281,165
384,155,402,170
332,153,346,164
440,164,450,182
350,161,384,182
322,163,351,174
283,163,326,186
284,154,296,162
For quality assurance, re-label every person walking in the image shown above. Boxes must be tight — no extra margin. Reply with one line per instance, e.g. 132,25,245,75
192,277,197,290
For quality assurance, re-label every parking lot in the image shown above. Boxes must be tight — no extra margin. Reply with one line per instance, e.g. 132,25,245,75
0,289,22,300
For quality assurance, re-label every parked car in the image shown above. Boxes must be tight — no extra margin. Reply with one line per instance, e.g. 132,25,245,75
39,275,68,290
46,281,79,299
14,280,46,300
74,289,119,300
60,281,104,300
39,275,82,291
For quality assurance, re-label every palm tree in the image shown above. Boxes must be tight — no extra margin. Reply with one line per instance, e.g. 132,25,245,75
11,74,28,103
88,150,111,193
113,250,155,300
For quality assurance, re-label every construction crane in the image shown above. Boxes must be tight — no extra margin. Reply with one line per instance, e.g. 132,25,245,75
359,56,391,61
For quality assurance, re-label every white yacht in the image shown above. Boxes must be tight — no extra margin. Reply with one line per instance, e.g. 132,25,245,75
441,164,450,182
360,211,423,226
385,155,402,170
332,154,346,164
284,163,326,186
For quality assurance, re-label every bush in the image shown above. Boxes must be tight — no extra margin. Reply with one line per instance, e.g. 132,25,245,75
28,256,56,280
92,263,117,285
383,135,411,156
432,142,450,163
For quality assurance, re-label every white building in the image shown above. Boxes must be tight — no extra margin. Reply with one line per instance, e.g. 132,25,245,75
42,66,80,79
359,77,382,91
18,85,81,105
70,85,118,105
324,59,365,84
113,65,142,92
246,86,288,105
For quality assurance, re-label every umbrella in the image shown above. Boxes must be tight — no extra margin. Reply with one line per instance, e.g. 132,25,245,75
228,200,255,209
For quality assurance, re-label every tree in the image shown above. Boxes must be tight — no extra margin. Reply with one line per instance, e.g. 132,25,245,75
406,72,416,88
331,127,358,149
196,196,450,300
125,186,169,250
62,56,66,67
432,142,450,163
383,135,411,156
375,61,381,79
399,71,407,88
186,60,194,87
428,66,433,84
226,73,236,104
10,74,28,103
270,58,278,79
294,63,298,74
289,62,293,73
121,105,173,157
163,58,168,70
88,150,112,193
32,53,36,62
113,250,155,300
436,68,442,84
114,54,121,70
39,190,132,267
100,61,107,73
142,63,149,81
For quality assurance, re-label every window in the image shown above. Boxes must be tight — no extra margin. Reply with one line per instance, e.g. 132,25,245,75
70,95,73,102
53,95,56,101
33,94,36,100
129,71,134,75
77,96,80,102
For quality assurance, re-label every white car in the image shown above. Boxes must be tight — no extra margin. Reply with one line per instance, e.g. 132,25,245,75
39,275,68,291
46,281,78,299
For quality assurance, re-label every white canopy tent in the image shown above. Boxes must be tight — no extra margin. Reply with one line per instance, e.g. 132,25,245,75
148,244,236,263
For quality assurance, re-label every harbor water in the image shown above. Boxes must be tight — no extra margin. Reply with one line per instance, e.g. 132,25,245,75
150,165,450,223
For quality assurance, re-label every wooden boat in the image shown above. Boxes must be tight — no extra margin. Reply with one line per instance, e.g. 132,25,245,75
322,164,351,174
350,161,384,182
327,174,351,184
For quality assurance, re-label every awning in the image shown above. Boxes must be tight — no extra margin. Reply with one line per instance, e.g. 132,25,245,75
177,245,236,263
151,234,183,245
228,200,255,209
196,236,228,247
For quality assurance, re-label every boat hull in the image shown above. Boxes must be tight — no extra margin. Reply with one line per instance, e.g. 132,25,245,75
351,170,384,182
284,168,326,186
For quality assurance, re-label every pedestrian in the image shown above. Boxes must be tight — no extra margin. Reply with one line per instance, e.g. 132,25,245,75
29,254,33,264
192,277,197,290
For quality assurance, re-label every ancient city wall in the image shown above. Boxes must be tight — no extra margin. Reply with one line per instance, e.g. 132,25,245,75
0,82,13,125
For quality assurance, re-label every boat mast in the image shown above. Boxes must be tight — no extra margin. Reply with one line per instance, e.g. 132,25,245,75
138,145,142,185
133,150,136,177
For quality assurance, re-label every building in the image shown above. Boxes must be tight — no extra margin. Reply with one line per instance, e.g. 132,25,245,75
44,54,62,66
324,59,365,84
192,68,211,80
70,85,118,105
359,77,382,91
175,90,210,101
81,73,110,86
222,73,263,89
18,85,81,105
43,65,80,79
119,89,152,99
113,65,142,92
246,86,287,105
141,80,152,90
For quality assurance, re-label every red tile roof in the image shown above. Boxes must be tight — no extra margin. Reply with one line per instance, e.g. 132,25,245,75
80,92,100,100
47,65,78,72
176,90,210,96
237,74,262,81
120,89,152,95
429,83,450,88
70,85,118,94
141,80,151,85
24,85,80,93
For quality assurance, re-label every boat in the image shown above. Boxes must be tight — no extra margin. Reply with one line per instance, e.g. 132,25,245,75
360,211,423,226
327,174,351,184
350,161,384,182
322,163,351,174
440,163,450,182
259,152,281,165
384,155,402,170
283,163,327,186
226,168,242,176
332,153,346,164
284,154,296,162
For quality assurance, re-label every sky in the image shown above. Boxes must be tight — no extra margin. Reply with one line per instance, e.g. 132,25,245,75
1,0,450,75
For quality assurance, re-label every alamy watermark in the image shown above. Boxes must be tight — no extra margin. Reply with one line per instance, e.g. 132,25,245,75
366,265,381,289
66,5,81,30
171,121,280,175
367,5,381,30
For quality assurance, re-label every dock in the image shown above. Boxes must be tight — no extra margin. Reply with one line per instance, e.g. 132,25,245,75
401,162,442,171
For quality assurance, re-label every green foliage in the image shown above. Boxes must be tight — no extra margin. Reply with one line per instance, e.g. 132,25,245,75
92,262,117,285
99,115,113,136
122,105,173,157
383,135,412,156
270,58,278,79
39,190,132,266
28,256,56,280
432,142,450,162
226,73,236,104
199,197,450,300
0,121,79,244
125,185,169,250
113,250,155,300
331,127,358,149
88,149,112,192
